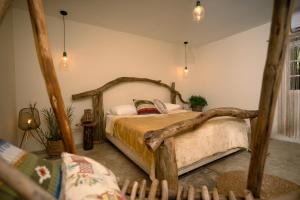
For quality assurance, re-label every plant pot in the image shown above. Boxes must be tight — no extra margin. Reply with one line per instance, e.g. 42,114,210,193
46,140,64,157
191,105,204,112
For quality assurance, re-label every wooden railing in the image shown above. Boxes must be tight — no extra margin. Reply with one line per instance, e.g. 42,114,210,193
119,179,255,200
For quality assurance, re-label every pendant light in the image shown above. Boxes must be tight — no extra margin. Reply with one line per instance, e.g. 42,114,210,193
60,10,69,69
184,41,189,73
192,1,205,22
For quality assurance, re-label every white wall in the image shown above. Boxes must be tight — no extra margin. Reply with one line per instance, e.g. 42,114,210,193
193,23,299,143
13,9,187,151
193,23,270,110
0,8,17,144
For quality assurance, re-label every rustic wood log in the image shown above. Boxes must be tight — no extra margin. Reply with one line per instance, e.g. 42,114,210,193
201,185,210,200
187,185,195,200
176,185,183,200
145,107,258,151
182,186,188,200
212,188,219,200
161,180,169,200
138,179,146,200
249,117,257,151
244,189,255,200
121,179,130,195
170,82,176,104
130,181,139,200
92,95,101,141
99,92,106,141
154,137,178,197
27,0,76,153
148,179,159,200
0,157,55,200
228,191,237,200
0,0,11,24
247,0,295,197
72,77,188,104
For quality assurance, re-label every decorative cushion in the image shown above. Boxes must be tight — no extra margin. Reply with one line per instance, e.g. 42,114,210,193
109,104,137,115
61,152,123,200
133,99,160,115
164,103,182,112
153,99,168,114
0,139,61,199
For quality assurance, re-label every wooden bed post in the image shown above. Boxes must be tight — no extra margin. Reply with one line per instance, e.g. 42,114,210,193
247,0,294,197
92,94,101,141
154,137,178,198
170,82,176,104
27,0,76,153
0,0,11,24
249,117,257,150
92,92,105,141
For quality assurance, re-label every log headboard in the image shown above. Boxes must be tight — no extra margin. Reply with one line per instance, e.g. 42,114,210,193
72,77,188,141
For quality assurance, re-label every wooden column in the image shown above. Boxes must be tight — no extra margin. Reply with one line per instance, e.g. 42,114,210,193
0,0,11,24
170,82,176,104
247,0,294,197
27,0,76,153
99,92,106,141
249,117,257,150
92,94,101,141
154,137,178,198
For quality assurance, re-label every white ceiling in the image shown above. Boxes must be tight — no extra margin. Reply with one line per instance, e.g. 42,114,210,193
13,0,276,45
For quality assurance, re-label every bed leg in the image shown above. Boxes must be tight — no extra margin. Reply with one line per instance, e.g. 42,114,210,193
154,137,178,199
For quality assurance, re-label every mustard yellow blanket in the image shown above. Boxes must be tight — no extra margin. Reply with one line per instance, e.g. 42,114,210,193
112,112,199,170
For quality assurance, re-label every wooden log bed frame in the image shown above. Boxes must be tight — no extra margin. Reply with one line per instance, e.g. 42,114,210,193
0,0,295,199
72,77,259,194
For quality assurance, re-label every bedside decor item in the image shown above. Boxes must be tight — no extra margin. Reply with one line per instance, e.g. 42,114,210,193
41,106,73,157
184,41,189,74
189,95,208,112
192,0,205,22
60,10,69,70
18,103,45,148
81,109,95,150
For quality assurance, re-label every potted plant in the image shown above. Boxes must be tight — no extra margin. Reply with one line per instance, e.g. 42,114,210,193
41,106,73,157
189,95,208,112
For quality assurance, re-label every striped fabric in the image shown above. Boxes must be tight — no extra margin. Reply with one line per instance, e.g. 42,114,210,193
0,139,61,199
133,99,160,115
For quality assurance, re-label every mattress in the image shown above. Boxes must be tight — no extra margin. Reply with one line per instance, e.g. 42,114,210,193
105,110,249,175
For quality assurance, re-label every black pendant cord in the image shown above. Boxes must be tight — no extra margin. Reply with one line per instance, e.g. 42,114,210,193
60,10,68,54
184,41,188,69
63,14,66,52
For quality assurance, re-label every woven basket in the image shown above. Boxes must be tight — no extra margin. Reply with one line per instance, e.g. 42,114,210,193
46,140,64,157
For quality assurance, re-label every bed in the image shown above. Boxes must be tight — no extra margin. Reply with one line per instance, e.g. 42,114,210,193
105,109,250,179
72,77,258,193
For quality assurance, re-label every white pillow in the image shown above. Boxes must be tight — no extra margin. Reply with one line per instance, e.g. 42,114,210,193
109,104,137,115
164,103,182,112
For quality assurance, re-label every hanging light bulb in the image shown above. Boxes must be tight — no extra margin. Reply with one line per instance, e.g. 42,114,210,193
184,41,189,74
60,10,69,70
62,51,68,68
192,1,205,22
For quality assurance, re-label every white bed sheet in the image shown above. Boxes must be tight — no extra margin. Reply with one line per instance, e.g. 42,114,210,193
105,110,249,169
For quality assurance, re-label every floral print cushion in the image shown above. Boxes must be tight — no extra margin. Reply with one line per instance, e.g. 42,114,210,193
61,152,123,200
